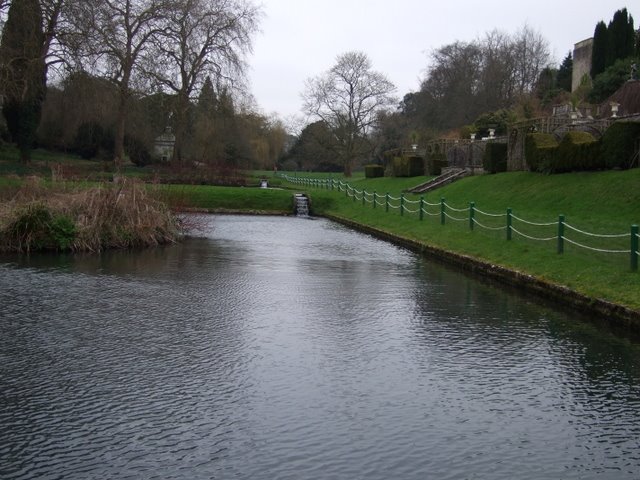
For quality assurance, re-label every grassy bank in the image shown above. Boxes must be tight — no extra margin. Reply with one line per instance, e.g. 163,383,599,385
158,184,296,213
280,170,640,311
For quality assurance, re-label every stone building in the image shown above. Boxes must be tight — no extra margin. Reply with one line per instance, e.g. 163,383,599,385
154,127,175,162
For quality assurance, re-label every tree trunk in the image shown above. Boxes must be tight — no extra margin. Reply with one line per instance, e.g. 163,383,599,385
343,158,352,177
172,93,190,165
113,92,128,171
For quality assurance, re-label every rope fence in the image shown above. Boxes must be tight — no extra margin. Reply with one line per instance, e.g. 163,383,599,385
279,174,639,272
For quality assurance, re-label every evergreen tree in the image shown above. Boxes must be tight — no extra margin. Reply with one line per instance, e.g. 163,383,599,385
197,77,217,115
607,8,635,68
557,52,573,91
591,21,608,78
0,0,46,162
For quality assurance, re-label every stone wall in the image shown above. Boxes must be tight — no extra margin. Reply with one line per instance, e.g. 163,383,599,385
572,38,593,91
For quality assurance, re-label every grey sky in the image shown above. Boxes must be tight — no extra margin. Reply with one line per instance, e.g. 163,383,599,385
248,0,634,119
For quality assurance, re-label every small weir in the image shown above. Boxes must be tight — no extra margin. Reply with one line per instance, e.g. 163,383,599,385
293,193,309,217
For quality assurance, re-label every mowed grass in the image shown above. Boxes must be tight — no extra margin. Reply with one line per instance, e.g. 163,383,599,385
283,169,640,311
157,183,295,213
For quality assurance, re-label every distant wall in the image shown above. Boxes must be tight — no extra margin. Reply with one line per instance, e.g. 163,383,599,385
572,38,593,91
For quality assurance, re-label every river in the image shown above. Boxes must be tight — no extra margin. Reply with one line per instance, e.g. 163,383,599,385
1,214,639,479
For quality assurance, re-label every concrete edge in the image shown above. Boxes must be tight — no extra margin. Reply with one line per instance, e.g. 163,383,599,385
322,214,640,333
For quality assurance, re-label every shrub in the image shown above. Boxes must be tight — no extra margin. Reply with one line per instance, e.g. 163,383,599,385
525,133,558,172
392,156,424,177
483,142,508,173
49,215,77,250
1,203,76,252
125,135,153,166
600,121,640,169
364,164,384,178
74,121,106,159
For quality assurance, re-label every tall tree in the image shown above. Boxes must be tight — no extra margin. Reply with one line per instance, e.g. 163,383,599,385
607,8,635,68
70,0,170,168
0,0,46,162
302,51,396,176
149,0,260,163
556,51,572,92
284,120,340,172
413,25,551,133
591,21,608,78
419,41,483,129
511,25,551,96
478,29,517,111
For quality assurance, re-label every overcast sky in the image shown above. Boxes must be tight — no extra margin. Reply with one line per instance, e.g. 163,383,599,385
247,0,635,120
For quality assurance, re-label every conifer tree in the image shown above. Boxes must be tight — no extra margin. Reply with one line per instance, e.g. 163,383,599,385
557,52,573,92
607,8,635,68
0,0,46,162
591,21,608,78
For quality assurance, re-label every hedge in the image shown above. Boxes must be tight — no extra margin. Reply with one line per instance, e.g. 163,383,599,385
364,164,385,178
553,131,600,172
525,123,640,173
600,122,640,169
525,133,559,173
392,156,424,177
482,142,508,173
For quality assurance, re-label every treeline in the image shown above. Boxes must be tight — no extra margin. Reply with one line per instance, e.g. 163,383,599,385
37,73,288,170
372,25,560,164
380,10,638,150
0,0,287,170
289,9,639,173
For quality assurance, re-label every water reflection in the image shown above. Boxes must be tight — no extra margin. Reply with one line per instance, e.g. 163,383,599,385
1,214,639,479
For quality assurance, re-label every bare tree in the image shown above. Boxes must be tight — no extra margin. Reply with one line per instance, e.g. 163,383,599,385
302,51,396,176
148,0,260,163
511,24,551,96
420,41,483,129
478,29,517,110
69,0,170,168
412,25,551,132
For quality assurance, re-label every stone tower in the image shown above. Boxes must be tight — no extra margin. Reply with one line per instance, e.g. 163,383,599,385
572,38,593,91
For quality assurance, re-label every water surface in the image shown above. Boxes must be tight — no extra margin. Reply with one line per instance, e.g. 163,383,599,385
1,215,640,479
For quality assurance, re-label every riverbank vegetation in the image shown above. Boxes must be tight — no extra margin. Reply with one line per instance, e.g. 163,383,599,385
0,178,181,253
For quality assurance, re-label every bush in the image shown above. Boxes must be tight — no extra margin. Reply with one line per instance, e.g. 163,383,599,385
483,142,508,173
588,57,639,103
364,164,384,178
125,135,153,166
1,203,76,252
392,156,424,177
525,133,558,172
600,121,640,169
74,121,106,159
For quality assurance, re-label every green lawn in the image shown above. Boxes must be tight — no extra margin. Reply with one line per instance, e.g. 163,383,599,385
157,184,295,213
281,169,640,311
